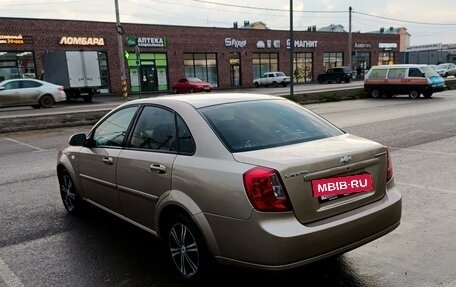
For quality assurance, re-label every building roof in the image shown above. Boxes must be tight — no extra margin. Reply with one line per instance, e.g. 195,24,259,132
368,26,410,36
318,24,346,32
239,21,270,30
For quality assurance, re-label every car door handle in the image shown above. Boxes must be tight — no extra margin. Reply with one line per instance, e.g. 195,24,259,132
102,157,114,165
150,164,167,174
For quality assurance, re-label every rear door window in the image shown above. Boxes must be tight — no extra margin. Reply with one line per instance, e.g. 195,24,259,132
387,68,406,79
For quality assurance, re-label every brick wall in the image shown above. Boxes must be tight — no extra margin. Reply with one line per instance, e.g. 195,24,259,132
0,17,400,94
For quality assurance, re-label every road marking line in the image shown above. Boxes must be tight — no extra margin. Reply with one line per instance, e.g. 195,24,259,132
3,137,45,152
435,278,456,287
0,257,24,287
395,182,456,194
391,147,456,156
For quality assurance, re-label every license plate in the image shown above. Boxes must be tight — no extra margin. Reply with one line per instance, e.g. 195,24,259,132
312,173,373,198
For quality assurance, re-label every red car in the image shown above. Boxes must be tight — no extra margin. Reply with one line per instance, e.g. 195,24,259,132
171,77,213,93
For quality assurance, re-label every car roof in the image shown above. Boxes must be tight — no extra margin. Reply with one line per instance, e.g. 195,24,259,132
121,93,282,109
370,64,430,69
0,78,44,84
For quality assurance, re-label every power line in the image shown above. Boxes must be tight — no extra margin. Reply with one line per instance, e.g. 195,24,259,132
354,11,456,26
189,0,346,13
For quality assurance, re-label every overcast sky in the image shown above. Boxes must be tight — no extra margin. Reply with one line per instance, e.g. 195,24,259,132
1,0,455,46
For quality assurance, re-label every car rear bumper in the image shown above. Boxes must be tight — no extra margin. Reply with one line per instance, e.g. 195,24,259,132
205,186,401,270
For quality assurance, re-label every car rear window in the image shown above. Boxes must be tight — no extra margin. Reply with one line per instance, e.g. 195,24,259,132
199,100,344,152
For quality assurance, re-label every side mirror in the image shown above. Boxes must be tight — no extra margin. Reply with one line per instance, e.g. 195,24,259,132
69,133,87,146
422,73,426,78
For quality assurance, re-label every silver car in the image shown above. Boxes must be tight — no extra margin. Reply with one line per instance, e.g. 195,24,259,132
435,63,456,78
57,93,401,280
0,78,66,108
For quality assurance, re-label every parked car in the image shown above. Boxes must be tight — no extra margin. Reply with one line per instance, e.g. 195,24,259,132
434,63,456,78
170,77,212,93
364,64,446,99
317,66,352,83
0,78,66,109
57,93,401,281
253,71,290,88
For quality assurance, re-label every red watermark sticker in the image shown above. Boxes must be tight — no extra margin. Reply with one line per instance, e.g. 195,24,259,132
312,173,373,198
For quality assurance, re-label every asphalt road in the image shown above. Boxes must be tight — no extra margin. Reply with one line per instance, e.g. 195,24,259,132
1,90,456,286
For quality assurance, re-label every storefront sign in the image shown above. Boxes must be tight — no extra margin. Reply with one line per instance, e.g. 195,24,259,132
127,37,168,48
379,43,397,49
256,40,280,49
59,37,105,46
286,39,318,49
224,38,247,48
354,42,372,49
0,34,25,45
405,43,442,52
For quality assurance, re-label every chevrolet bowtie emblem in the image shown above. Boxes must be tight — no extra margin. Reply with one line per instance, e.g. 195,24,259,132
340,155,352,164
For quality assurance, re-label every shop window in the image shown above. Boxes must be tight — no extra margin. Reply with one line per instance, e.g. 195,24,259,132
183,53,218,87
378,51,395,65
252,53,279,80
0,51,36,81
98,51,110,93
323,52,343,71
293,53,313,82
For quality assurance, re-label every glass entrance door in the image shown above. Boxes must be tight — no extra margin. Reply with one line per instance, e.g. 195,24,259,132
229,53,241,87
140,63,157,92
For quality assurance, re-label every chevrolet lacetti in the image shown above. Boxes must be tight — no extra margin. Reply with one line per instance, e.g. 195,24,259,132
57,93,401,280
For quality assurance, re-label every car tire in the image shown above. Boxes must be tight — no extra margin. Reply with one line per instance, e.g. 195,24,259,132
190,88,195,93
254,82,260,88
272,81,279,87
172,88,178,94
58,170,86,215
39,94,55,108
83,95,92,103
165,213,209,281
371,89,381,98
318,79,324,84
282,83,288,87
344,78,351,83
409,90,420,99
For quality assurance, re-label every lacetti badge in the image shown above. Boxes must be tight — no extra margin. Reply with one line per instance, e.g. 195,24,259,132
312,174,373,198
59,37,105,46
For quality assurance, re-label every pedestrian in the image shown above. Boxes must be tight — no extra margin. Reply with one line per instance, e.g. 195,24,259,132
357,66,362,79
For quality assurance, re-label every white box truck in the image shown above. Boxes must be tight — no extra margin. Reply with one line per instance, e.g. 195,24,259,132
42,51,101,102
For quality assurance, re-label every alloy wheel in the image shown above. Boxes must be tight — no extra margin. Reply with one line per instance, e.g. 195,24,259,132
60,173,76,212
168,222,200,278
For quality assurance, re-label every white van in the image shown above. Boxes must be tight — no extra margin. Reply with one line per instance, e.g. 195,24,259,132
364,64,446,99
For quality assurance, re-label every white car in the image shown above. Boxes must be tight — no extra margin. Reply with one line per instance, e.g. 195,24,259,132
0,78,66,108
435,63,456,78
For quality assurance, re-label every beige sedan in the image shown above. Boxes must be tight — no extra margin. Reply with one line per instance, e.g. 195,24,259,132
57,93,401,281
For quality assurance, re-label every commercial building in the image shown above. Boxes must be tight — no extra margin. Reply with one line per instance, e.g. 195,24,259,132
0,17,400,95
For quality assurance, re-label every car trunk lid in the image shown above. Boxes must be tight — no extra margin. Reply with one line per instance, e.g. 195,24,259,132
233,134,388,224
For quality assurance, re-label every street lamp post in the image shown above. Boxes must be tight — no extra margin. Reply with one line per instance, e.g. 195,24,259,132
115,0,127,98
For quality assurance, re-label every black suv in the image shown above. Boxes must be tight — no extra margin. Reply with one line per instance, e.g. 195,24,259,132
317,66,352,83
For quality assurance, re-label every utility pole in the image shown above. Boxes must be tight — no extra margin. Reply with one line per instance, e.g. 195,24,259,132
115,0,128,98
289,0,294,97
348,6,353,70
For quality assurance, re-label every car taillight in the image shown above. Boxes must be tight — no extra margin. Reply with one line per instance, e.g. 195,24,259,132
386,148,393,182
58,87,65,92
243,167,292,212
